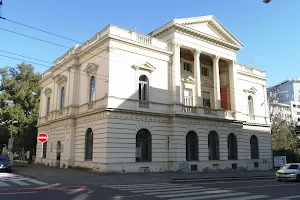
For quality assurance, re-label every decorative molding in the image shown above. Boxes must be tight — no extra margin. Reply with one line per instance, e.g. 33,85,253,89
192,49,201,57
43,87,52,96
212,55,220,63
84,63,99,76
243,86,258,94
182,76,196,84
55,75,68,86
132,62,156,73
169,42,182,51
106,46,116,52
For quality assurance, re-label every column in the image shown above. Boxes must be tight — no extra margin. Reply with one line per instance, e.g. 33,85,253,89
213,55,221,109
229,60,237,111
171,42,182,104
193,49,202,107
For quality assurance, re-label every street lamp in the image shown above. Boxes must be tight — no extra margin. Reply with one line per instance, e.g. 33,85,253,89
263,0,271,3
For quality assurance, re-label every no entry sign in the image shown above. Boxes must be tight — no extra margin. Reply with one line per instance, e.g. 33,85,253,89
38,133,48,143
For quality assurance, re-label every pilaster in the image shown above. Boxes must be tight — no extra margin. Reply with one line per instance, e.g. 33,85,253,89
171,42,182,106
213,55,221,109
193,49,202,107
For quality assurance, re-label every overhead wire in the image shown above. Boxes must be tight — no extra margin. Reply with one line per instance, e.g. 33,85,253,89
0,18,268,101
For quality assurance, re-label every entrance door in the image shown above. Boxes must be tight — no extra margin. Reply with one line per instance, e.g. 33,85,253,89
56,141,61,167
220,87,228,110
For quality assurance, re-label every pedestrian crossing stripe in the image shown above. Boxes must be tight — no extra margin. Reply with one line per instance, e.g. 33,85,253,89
103,183,272,200
0,173,48,187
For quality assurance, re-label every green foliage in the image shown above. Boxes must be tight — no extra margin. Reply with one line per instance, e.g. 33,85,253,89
271,117,297,150
0,62,41,151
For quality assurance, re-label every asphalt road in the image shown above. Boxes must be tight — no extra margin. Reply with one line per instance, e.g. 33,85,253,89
2,172,300,200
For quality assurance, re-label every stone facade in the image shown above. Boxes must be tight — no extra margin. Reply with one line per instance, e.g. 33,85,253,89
36,15,273,173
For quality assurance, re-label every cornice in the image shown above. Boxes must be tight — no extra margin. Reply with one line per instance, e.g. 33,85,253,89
237,70,267,81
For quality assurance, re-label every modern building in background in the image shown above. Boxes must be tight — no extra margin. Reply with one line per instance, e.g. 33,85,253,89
267,79,300,122
35,15,272,173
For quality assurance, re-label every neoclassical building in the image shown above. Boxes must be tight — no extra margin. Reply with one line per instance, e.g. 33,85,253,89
36,15,272,173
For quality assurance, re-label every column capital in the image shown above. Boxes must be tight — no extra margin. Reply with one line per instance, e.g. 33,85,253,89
212,55,220,63
192,49,201,57
169,42,182,51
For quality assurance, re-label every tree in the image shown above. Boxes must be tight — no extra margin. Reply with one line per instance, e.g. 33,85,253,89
271,117,296,150
0,62,41,152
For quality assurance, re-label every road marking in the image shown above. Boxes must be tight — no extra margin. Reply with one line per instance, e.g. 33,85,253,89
120,185,191,191
170,192,250,200
188,179,275,185
157,189,232,198
104,183,174,187
272,195,300,199
10,180,30,186
224,182,300,189
0,191,37,195
25,178,48,185
144,188,217,195
221,195,270,200
0,181,10,187
142,187,213,195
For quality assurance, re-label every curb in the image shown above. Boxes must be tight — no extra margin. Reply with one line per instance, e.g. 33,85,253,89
170,176,275,183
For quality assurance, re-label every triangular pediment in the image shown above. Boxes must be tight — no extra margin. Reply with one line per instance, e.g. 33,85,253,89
174,15,243,47
56,75,67,85
243,86,258,94
43,87,52,95
182,76,195,84
132,62,156,73
84,63,99,75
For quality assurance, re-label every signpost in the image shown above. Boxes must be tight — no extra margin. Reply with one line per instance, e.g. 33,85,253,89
38,133,48,161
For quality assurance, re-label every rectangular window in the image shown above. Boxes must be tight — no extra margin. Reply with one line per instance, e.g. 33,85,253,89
184,89,193,106
202,67,209,76
183,62,192,72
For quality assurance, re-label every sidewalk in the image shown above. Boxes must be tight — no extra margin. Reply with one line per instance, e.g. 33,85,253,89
12,164,276,186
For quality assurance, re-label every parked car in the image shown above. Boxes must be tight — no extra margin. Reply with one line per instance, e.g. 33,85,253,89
0,156,12,173
276,163,300,181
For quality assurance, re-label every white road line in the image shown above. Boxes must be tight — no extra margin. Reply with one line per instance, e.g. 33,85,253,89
9,180,29,186
224,182,300,189
170,192,250,200
271,195,300,199
221,195,270,200
120,185,188,191
0,191,37,195
144,188,216,195
71,192,90,200
104,183,174,187
107,184,182,189
0,181,10,187
157,189,232,198
25,178,48,185
132,186,207,193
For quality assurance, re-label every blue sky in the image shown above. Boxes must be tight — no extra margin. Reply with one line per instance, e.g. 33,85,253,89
0,0,298,87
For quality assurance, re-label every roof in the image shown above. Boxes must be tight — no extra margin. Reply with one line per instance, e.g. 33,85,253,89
149,15,244,50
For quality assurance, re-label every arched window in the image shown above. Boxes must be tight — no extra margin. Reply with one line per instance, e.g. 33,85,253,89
228,133,237,160
248,96,254,119
60,87,65,109
139,75,149,101
89,76,96,102
186,131,198,161
208,131,219,160
42,141,47,158
46,97,50,115
85,128,93,161
250,135,259,159
136,129,151,162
